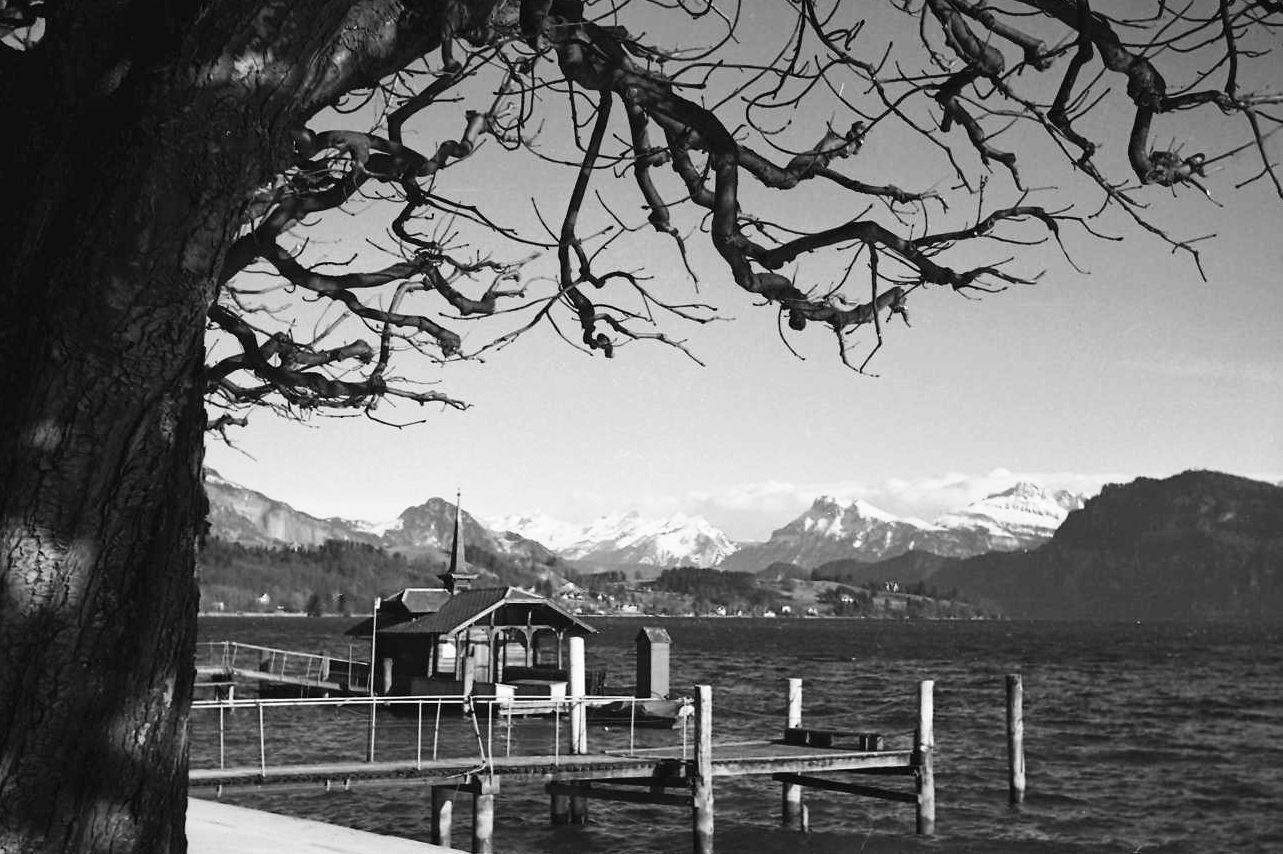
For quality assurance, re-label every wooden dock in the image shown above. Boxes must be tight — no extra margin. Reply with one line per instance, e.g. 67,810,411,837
188,681,935,854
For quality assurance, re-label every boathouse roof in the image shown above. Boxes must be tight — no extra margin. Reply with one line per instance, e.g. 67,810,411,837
372,586,596,637
344,587,452,635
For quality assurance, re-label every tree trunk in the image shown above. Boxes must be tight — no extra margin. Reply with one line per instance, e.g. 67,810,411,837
0,67,260,854
0,2,472,850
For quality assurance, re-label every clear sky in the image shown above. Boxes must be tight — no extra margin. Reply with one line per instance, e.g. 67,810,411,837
206,1,1282,541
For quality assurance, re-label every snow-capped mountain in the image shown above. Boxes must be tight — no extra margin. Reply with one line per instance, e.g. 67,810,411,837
932,482,1084,547
493,511,737,568
206,467,1082,576
718,495,926,572
720,484,1085,573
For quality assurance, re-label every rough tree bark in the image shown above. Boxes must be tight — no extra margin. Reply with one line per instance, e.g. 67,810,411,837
0,2,487,851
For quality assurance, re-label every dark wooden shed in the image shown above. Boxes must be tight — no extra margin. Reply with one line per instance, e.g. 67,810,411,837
348,586,595,697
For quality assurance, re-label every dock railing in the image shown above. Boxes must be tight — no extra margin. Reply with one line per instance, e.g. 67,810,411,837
196,641,372,691
189,693,692,777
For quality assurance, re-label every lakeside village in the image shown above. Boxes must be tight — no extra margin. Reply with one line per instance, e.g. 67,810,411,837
199,518,992,621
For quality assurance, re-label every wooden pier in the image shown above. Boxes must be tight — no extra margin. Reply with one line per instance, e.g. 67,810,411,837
188,680,935,854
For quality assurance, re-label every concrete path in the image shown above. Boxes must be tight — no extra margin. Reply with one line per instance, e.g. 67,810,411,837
187,798,457,853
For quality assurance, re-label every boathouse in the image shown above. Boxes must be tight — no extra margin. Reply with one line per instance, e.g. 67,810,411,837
346,494,595,698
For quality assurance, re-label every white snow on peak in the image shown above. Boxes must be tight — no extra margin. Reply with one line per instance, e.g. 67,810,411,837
494,510,737,567
811,495,901,524
933,482,1084,537
488,512,584,551
352,517,405,536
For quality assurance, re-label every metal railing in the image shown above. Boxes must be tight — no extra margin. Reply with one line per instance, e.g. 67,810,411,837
189,693,694,777
196,641,372,691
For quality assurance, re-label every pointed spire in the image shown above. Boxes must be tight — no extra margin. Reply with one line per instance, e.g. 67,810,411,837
449,488,464,574
439,488,477,595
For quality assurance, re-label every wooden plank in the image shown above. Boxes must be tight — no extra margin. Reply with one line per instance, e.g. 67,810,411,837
771,773,916,804
189,747,915,790
545,782,693,808
577,775,691,788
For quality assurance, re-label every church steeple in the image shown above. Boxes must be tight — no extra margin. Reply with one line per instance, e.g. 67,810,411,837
439,489,478,594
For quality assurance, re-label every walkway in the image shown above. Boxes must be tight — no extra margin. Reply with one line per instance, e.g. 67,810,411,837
187,798,455,853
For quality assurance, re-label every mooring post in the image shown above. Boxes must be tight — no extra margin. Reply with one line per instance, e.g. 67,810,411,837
550,791,571,825
367,596,380,763
570,787,589,825
1007,673,1026,805
472,776,498,854
915,679,936,836
567,635,589,822
692,684,714,854
782,678,803,830
568,635,587,755
431,786,454,848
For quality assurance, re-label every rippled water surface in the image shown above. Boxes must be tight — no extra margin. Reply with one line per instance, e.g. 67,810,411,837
193,617,1283,853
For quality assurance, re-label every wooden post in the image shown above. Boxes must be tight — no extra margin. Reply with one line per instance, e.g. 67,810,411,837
568,635,586,755
431,786,454,848
692,684,714,854
473,776,498,854
781,678,803,829
367,596,380,762
550,792,571,825
570,790,589,825
1007,673,1026,806
915,679,935,836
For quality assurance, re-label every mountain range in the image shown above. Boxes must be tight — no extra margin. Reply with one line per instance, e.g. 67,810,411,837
203,468,1282,619
834,471,1283,620
717,483,1084,572
204,470,559,576
205,469,1083,573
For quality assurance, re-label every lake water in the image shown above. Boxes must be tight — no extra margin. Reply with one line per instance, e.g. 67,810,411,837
192,616,1283,853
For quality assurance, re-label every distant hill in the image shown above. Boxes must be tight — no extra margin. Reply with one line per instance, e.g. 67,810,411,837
202,470,570,607
813,550,952,587
755,561,811,583
906,471,1283,620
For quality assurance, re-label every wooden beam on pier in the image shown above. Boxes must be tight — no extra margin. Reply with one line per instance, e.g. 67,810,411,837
546,781,694,808
572,775,690,789
1007,673,1026,806
782,678,803,831
472,775,497,854
430,786,454,848
693,685,714,854
771,773,916,804
915,680,936,836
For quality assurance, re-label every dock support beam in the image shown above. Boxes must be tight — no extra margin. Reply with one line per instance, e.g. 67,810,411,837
568,635,588,822
550,792,570,825
430,786,454,848
782,678,804,830
569,791,589,825
568,635,587,755
693,684,714,854
1007,673,1026,806
473,776,498,854
915,679,935,836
